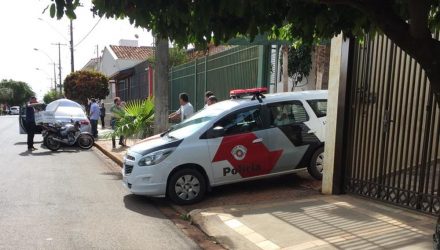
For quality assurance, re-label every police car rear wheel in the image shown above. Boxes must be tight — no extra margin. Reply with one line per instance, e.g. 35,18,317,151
308,147,324,180
167,168,206,205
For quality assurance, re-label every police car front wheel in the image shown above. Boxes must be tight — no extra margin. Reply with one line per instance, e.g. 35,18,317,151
167,168,207,205
308,147,324,180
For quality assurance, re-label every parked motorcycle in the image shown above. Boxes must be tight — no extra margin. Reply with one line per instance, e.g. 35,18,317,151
41,120,94,151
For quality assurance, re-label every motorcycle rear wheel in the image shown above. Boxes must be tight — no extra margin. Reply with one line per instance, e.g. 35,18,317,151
77,134,94,149
46,134,61,151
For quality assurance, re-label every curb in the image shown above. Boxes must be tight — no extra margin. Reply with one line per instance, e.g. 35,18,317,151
93,142,123,167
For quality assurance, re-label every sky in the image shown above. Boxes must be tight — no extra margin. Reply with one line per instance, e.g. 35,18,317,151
0,0,154,100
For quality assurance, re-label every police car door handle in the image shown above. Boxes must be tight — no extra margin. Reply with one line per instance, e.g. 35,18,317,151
307,130,317,134
252,138,263,143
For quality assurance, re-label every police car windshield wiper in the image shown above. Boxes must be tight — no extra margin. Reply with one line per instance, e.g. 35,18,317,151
160,127,174,137
166,134,178,140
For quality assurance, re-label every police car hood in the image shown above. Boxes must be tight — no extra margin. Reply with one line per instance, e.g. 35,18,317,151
129,134,182,156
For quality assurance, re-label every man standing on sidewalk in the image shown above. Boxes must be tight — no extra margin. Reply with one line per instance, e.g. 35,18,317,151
169,93,194,122
89,98,100,138
110,97,125,148
26,96,39,151
99,102,106,129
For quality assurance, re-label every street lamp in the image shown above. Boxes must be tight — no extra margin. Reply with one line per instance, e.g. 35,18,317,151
33,48,58,93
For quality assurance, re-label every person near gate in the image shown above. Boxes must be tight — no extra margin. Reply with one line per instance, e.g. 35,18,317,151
110,97,126,148
204,91,214,108
26,96,39,151
89,98,100,138
168,92,194,123
207,95,218,106
100,102,106,129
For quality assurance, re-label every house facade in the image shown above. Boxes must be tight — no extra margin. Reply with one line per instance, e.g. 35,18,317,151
80,39,155,122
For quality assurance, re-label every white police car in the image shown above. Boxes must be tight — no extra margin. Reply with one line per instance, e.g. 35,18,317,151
123,88,327,204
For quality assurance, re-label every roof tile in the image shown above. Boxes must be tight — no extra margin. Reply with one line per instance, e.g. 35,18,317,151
109,45,155,60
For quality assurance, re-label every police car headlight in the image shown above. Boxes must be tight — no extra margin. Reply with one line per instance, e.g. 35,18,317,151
138,149,174,166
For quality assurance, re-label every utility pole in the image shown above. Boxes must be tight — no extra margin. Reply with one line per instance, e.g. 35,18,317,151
52,42,67,95
53,62,57,91
70,19,75,72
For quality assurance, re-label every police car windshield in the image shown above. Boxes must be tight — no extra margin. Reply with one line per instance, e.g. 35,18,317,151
167,103,229,139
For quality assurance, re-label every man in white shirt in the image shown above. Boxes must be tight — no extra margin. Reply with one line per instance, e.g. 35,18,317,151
169,92,194,122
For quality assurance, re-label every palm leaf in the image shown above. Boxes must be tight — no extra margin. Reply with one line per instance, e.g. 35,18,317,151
107,97,155,139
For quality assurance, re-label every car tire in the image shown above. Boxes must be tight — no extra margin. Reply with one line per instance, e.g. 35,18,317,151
46,133,61,151
167,168,206,205
308,147,324,180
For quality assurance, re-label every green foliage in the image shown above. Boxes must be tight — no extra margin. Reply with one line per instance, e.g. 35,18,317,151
111,98,155,139
63,70,109,105
49,1,440,47
147,47,189,68
0,87,13,103
0,79,35,105
169,47,189,67
48,0,376,47
287,44,313,86
43,90,63,104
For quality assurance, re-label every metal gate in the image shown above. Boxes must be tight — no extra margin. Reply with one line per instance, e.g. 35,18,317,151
344,33,440,215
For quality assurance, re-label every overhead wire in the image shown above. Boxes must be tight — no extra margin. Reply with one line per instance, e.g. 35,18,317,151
74,17,102,48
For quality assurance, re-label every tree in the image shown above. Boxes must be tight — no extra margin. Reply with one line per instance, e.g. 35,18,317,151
49,0,440,105
146,44,188,133
43,90,63,104
280,44,313,88
63,71,109,105
0,79,35,105
0,87,13,104
154,38,170,134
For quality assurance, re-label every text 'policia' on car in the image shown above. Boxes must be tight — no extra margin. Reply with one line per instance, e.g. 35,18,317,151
122,88,328,205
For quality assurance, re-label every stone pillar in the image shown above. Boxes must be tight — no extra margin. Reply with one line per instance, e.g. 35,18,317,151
322,34,350,195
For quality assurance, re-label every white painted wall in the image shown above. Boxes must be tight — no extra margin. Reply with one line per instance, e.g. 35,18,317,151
100,47,119,77
269,46,319,93
116,59,143,73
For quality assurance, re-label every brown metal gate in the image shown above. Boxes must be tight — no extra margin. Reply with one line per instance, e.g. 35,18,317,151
344,33,440,215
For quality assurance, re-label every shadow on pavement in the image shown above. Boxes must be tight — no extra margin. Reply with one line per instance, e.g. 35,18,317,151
18,147,85,156
14,141,43,145
258,197,432,250
181,172,321,211
123,194,168,219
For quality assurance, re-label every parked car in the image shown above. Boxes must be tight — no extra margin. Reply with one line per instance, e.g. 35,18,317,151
122,88,327,204
19,99,92,134
9,106,20,115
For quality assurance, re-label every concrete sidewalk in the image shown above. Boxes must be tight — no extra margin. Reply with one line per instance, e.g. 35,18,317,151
94,127,139,166
92,128,435,250
189,195,435,250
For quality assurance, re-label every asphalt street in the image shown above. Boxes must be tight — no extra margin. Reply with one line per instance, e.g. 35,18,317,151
0,115,198,249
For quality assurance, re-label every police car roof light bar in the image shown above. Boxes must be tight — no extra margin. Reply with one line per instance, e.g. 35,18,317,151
230,87,267,103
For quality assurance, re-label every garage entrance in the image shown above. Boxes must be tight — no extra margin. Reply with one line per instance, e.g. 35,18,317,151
344,33,440,215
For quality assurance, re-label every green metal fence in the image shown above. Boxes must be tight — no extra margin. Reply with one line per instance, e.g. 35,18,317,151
169,45,270,111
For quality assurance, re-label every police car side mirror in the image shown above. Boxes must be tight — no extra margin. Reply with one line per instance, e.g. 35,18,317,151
208,126,225,138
